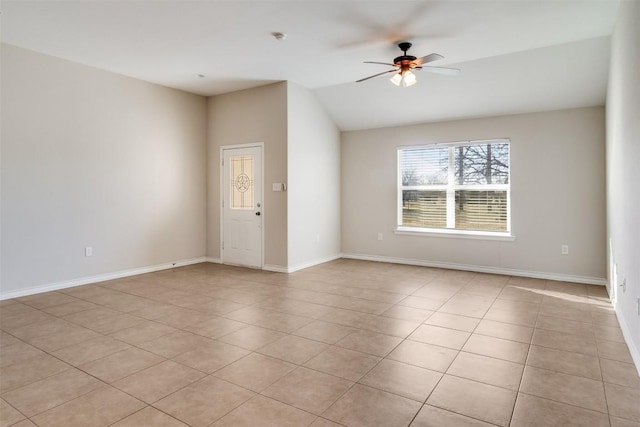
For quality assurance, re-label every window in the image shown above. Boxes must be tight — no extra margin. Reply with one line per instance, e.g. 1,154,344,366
397,139,510,236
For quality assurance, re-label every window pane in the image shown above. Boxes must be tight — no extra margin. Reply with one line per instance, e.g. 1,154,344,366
455,190,508,231
231,156,254,210
400,147,448,185
454,143,509,185
402,190,447,228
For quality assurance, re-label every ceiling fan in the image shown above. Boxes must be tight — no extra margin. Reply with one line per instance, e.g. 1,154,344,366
356,42,460,87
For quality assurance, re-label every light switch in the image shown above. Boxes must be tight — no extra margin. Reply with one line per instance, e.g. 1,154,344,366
272,183,282,192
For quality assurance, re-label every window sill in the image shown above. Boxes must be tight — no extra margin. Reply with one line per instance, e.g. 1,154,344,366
394,227,516,241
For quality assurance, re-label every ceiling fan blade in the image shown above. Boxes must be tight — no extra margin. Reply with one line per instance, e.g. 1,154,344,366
413,53,444,66
364,61,399,67
356,69,398,83
422,66,461,76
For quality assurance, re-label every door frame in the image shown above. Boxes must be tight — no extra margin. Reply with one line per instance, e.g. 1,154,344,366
219,142,265,268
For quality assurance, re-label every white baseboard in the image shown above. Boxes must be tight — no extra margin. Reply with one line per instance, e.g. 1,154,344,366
3,252,607,298
262,264,290,273
263,253,343,274
341,252,607,286
286,253,343,273
0,257,209,300
614,303,640,376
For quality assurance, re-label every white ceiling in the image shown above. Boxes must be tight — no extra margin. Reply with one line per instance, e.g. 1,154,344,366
1,0,619,131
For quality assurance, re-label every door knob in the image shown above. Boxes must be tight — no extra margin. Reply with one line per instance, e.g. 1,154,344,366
255,212,261,216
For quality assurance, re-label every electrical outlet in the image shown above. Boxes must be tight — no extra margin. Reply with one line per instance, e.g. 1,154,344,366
85,246,93,257
377,233,383,241
620,278,627,293
561,245,569,255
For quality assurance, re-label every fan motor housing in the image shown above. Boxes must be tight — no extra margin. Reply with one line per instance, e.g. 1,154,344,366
394,55,417,64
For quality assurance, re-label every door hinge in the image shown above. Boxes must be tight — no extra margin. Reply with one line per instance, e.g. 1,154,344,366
222,241,224,250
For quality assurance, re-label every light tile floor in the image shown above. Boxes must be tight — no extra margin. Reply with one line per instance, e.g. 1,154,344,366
1,259,639,427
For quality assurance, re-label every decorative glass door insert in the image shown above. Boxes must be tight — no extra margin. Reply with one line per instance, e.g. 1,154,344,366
231,156,254,210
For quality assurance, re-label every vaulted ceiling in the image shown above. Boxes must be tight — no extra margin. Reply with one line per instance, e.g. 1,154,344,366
1,0,619,130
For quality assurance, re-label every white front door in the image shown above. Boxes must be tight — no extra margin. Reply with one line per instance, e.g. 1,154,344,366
222,146,263,268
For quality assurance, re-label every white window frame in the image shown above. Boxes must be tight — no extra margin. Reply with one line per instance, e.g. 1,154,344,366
395,139,514,240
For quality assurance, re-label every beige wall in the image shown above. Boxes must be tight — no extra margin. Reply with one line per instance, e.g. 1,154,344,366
207,82,288,269
342,107,606,282
606,0,640,370
1,41,616,315
1,44,208,297
287,82,341,269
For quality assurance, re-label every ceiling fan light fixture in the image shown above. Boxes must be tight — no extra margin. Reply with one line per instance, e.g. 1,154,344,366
403,71,417,87
390,73,402,86
357,42,459,85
